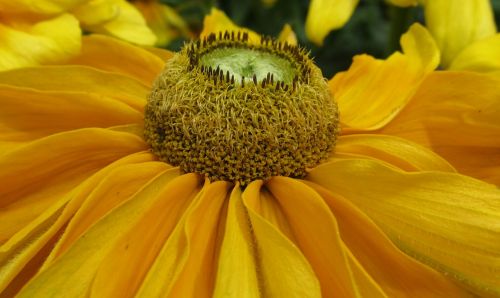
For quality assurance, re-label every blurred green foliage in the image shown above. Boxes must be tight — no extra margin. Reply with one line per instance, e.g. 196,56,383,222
163,0,500,78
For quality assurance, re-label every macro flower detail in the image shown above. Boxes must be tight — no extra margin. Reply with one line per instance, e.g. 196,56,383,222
1,17,500,298
145,32,338,184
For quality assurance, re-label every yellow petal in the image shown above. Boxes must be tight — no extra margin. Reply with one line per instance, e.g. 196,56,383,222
0,134,153,294
0,14,81,71
142,46,174,63
213,186,260,297
0,0,83,15
330,23,439,131
76,0,156,45
0,84,143,142
266,177,360,297
386,0,418,7
303,181,470,297
335,134,455,172
449,33,500,73
381,71,500,185
92,179,223,297
423,0,497,67
135,180,229,297
277,24,298,46
133,1,191,47
66,35,165,86
305,0,360,45
200,8,260,44
0,65,148,112
16,171,197,297
241,181,323,298
308,158,500,296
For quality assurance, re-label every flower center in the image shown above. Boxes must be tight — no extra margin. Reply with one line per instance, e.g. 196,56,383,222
144,31,339,185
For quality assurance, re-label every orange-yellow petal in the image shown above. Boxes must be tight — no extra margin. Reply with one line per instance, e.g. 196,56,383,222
0,14,81,71
330,23,439,131
91,179,224,297
303,181,469,297
449,33,500,73
265,177,360,297
305,0,359,45
381,71,500,185
0,84,143,142
0,65,148,112
75,0,156,45
334,134,455,172
0,0,84,15
0,132,152,294
241,181,323,297
65,35,165,86
308,158,500,296
200,8,260,44
134,180,228,297
213,186,260,297
16,171,196,297
423,0,497,68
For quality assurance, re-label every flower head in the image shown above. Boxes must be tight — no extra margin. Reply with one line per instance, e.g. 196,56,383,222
1,9,500,297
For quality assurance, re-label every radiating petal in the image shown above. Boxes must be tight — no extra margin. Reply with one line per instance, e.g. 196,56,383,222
75,0,156,45
335,134,455,172
449,34,500,73
423,0,497,67
304,181,470,297
16,172,198,297
143,46,174,63
213,186,260,297
305,0,359,45
308,158,500,296
0,14,80,71
0,65,148,112
64,35,164,86
135,180,229,297
241,181,322,298
277,24,298,45
330,23,439,131
266,177,360,297
200,8,260,44
0,0,84,15
0,149,156,294
381,71,500,185
91,179,224,297
0,84,143,141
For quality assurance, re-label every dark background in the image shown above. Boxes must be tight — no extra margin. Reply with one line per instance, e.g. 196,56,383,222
161,0,500,78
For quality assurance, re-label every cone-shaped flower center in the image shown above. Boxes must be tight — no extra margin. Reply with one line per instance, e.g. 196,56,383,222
144,31,339,185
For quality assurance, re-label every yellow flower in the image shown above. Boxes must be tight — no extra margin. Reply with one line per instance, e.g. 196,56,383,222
0,0,155,71
129,0,192,47
1,9,500,298
307,0,500,72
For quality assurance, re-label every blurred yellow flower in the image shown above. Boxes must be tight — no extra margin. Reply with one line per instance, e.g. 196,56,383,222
130,0,192,47
307,0,500,72
0,0,155,71
1,7,500,298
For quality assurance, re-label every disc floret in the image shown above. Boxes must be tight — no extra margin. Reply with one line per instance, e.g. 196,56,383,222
144,31,339,185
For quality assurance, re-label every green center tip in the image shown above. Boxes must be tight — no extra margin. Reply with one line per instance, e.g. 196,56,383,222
200,48,297,84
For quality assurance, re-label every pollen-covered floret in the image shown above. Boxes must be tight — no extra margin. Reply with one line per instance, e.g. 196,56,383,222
144,32,339,185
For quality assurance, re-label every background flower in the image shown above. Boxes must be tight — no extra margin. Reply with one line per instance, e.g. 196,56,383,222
0,0,155,70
